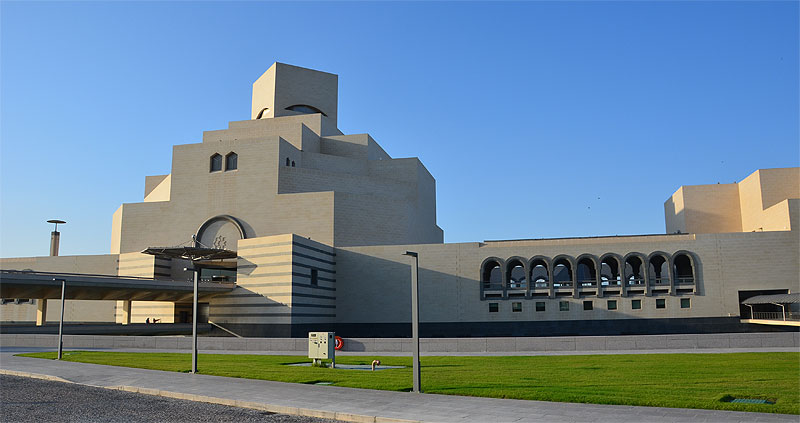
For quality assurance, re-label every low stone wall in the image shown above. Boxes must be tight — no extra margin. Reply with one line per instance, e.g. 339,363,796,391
1,332,797,353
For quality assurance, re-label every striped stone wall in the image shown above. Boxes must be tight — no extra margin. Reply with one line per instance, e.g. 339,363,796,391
208,234,335,334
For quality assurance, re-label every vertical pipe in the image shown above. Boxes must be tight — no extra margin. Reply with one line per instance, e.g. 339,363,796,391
411,254,420,393
57,279,65,360
192,268,198,373
50,231,60,256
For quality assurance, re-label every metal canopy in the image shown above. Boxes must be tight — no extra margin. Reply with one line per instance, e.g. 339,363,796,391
741,293,800,305
0,270,234,301
141,246,237,261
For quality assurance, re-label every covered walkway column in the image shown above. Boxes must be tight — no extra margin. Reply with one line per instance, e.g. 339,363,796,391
121,300,132,325
36,299,47,326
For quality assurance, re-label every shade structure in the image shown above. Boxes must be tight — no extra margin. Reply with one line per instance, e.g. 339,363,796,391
141,246,237,261
741,293,800,305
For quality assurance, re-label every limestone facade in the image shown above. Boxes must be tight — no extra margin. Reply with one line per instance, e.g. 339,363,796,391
1,63,797,337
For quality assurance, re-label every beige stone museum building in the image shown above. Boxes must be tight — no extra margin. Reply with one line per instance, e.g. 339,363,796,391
1,63,798,337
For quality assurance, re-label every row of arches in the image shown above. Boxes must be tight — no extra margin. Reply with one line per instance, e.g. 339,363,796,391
480,251,696,293
210,152,238,172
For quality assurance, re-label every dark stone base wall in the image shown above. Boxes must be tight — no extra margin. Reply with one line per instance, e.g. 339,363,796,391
222,317,798,338
4,318,796,338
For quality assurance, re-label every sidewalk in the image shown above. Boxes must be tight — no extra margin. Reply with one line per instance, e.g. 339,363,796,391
1,353,796,423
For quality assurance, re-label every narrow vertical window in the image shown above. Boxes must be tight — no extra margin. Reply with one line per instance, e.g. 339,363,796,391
210,154,222,172
291,161,296,167
310,269,318,286
225,152,237,171
286,157,290,166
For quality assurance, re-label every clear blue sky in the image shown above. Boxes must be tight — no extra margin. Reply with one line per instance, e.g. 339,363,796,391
1,1,798,258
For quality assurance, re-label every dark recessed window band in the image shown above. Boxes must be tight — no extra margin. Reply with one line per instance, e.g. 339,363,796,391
244,292,336,301
292,252,335,266
292,241,335,257
240,282,336,292
242,251,335,267
237,262,335,275
209,313,336,318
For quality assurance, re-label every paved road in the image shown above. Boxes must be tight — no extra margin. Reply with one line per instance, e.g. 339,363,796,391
1,374,338,423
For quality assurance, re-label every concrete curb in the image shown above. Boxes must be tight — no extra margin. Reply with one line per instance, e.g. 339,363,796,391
1,369,419,423
0,368,73,384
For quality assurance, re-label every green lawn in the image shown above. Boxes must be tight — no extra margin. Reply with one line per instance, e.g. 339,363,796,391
20,351,800,414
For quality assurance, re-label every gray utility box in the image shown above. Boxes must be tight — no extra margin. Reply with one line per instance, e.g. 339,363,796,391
308,332,335,360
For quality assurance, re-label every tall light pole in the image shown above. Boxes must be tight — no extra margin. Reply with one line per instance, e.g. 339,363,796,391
55,278,66,360
403,251,421,393
192,264,199,373
142,239,236,374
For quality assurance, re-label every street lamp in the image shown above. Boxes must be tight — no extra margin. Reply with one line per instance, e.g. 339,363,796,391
142,236,236,374
54,278,66,360
403,251,421,393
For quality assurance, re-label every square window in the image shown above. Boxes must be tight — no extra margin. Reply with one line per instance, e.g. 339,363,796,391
607,300,617,310
512,302,522,312
489,303,499,313
583,301,593,311
535,301,546,312
656,298,666,309
559,301,569,311
631,299,642,310
680,298,691,309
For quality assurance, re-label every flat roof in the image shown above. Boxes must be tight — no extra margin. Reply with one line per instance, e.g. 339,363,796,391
0,270,234,301
483,233,692,244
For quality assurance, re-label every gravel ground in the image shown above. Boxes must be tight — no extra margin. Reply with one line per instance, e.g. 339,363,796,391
0,375,339,422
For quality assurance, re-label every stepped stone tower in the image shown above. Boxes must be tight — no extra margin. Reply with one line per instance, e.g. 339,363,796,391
110,62,443,254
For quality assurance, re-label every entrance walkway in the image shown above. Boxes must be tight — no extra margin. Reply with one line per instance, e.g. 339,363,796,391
0,353,795,422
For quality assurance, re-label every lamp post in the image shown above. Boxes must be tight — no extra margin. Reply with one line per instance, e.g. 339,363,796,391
142,238,236,374
183,266,199,374
403,251,421,393
55,278,66,360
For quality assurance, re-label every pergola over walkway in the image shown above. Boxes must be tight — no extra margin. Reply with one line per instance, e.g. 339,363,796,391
0,269,235,324
741,293,800,326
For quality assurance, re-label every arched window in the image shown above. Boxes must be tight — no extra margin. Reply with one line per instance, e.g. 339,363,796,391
506,259,526,290
291,161,296,167
285,104,326,116
225,152,238,171
600,255,621,286
255,107,269,119
648,254,670,286
210,154,222,172
624,255,645,286
530,258,549,289
286,157,290,166
673,253,694,285
576,256,597,287
553,257,573,288
482,260,502,290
